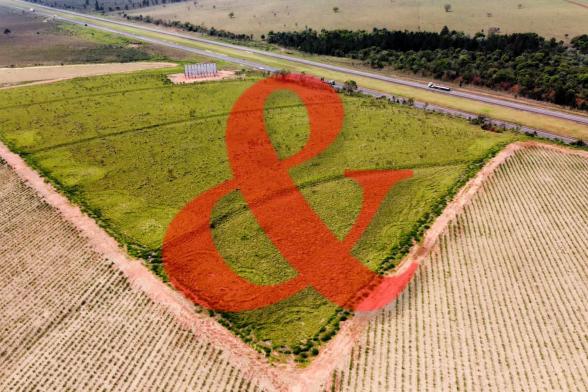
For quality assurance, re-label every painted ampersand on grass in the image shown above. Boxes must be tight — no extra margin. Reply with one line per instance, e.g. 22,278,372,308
163,74,418,312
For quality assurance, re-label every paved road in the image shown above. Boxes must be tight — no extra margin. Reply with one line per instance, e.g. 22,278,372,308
22,2,588,126
4,1,584,143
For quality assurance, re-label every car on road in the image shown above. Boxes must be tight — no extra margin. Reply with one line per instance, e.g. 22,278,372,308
427,82,451,92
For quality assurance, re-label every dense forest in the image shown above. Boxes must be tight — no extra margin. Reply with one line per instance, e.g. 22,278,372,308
268,27,588,109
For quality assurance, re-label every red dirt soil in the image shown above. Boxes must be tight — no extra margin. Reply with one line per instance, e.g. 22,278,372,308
565,0,588,9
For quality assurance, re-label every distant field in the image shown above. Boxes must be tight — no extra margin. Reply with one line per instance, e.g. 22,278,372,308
325,144,588,391
0,61,175,87
129,0,588,40
0,68,517,357
0,160,264,391
0,4,200,67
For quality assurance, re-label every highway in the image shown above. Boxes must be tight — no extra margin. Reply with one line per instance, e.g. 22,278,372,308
4,0,587,143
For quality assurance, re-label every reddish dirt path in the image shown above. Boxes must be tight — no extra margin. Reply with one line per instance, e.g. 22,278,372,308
1,139,585,391
565,0,588,9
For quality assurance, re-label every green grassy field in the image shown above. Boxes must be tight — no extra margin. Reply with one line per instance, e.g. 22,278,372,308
130,0,588,41
0,67,518,360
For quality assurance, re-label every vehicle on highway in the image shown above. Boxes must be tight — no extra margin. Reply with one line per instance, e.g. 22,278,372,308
427,82,451,92
320,77,336,86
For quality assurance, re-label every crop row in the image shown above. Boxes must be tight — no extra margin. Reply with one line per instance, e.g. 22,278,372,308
0,163,262,391
322,146,588,391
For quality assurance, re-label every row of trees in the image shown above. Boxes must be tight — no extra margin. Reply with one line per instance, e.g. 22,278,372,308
267,27,549,57
124,14,253,41
25,0,187,12
267,27,588,109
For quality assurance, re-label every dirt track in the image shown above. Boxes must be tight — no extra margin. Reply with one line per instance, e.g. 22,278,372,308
566,0,588,9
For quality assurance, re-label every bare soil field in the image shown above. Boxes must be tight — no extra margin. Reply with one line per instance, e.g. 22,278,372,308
321,143,588,391
566,0,588,9
0,144,280,391
0,61,176,87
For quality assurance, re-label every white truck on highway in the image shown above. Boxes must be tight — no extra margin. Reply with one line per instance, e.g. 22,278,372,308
427,82,451,92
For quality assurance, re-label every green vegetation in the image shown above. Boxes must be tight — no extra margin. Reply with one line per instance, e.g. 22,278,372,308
268,27,588,109
12,2,586,139
58,22,133,45
0,68,518,361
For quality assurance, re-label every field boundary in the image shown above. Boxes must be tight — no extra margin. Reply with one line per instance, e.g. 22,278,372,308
566,0,588,9
294,140,588,391
2,139,585,391
0,141,292,391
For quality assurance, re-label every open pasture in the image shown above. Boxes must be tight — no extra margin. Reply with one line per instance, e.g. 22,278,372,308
130,0,588,41
323,144,588,391
0,67,517,358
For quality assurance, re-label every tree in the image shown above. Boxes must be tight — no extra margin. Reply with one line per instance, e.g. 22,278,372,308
333,6,339,13
228,11,234,18
571,34,588,54
343,80,358,93
3,28,11,35
444,3,452,12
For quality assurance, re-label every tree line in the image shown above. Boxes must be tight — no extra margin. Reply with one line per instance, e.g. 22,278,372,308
267,27,588,109
25,0,187,13
124,14,253,41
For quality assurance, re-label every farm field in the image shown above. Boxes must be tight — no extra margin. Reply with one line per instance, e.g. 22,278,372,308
0,67,518,358
324,144,588,391
130,0,588,41
0,4,203,67
0,61,176,87
0,159,267,391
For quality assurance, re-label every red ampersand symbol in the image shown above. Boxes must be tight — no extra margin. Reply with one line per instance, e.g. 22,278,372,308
163,74,419,312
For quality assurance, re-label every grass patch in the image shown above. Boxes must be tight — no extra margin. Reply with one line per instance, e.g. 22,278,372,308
57,22,132,46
